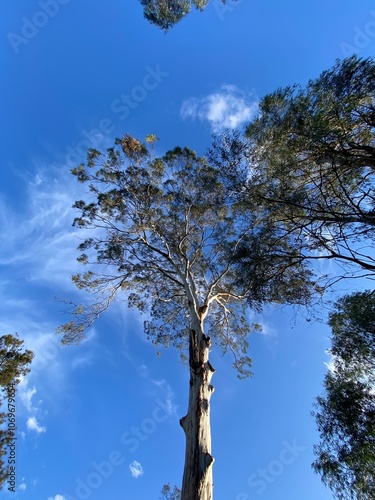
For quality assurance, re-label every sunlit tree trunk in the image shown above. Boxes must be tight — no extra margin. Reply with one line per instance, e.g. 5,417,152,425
180,309,215,500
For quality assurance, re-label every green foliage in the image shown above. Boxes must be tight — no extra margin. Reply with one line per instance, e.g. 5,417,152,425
312,291,375,499
58,132,316,377
230,224,318,308
0,334,34,387
140,0,191,30
245,55,375,279
139,0,222,31
329,292,375,376
208,133,321,308
160,483,181,500
0,334,34,489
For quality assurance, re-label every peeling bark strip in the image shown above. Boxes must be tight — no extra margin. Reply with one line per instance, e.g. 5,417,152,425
180,315,215,500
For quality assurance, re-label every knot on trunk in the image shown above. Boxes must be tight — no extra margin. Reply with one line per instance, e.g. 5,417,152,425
179,415,186,429
204,452,215,468
201,398,209,412
207,361,215,374
198,304,208,319
201,333,211,347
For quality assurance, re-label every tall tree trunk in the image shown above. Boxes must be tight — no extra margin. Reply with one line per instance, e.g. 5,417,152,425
180,311,215,500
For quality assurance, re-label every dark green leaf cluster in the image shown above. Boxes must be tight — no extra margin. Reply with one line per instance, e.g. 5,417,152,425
140,0,217,31
231,224,319,308
329,292,375,375
0,335,34,388
140,0,191,30
312,291,375,499
160,483,182,500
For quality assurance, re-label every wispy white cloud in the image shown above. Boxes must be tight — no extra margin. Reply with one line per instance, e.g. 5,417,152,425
71,354,95,370
26,416,46,434
17,376,48,436
136,361,149,378
23,331,62,374
324,350,336,373
180,84,258,132
19,384,37,413
152,379,178,416
19,482,27,491
256,320,278,337
129,460,144,479
0,163,99,419
48,495,67,500
0,165,87,289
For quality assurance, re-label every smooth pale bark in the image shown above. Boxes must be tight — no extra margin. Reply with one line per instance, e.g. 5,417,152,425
180,308,215,500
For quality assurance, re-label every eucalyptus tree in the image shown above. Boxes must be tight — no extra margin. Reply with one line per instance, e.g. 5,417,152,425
0,334,34,488
140,0,215,31
58,133,316,500
312,291,375,499
244,55,375,281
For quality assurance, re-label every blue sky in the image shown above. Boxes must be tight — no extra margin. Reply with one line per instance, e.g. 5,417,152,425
1,1,375,499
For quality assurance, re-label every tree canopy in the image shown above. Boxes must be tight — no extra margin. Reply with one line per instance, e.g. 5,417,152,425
58,132,315,372
140,0,216,31
0,334,34,488
312,291,375,499
244,55,375,281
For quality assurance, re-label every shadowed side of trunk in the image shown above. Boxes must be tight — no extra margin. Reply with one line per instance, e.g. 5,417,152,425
180,311,215,500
